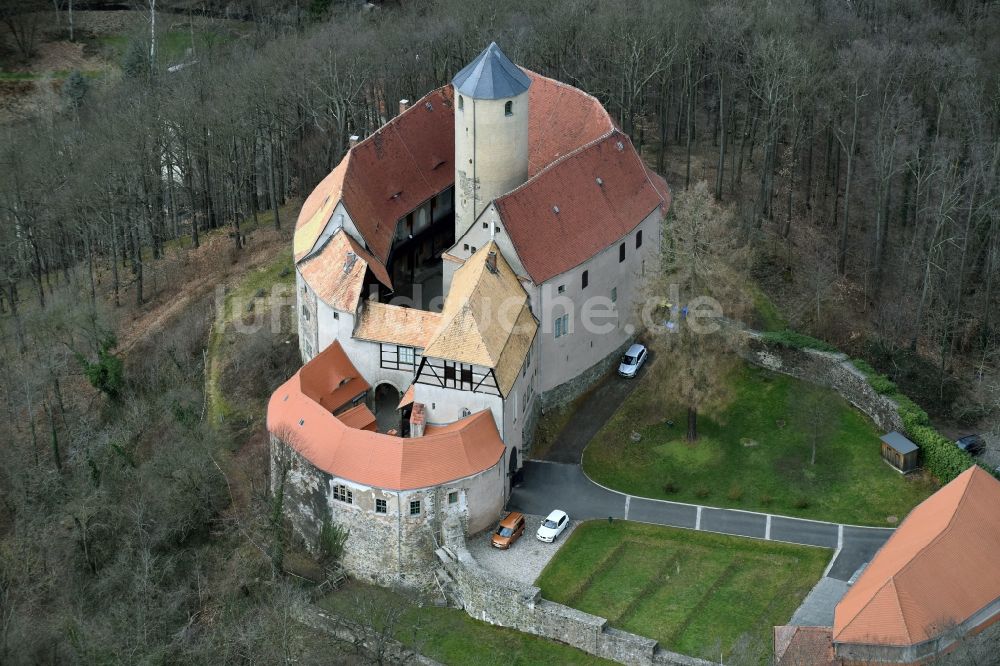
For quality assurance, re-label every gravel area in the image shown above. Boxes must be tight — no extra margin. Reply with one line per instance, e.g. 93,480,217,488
466,513,580,587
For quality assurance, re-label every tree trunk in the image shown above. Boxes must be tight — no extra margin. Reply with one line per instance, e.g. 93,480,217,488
715,73,725,201
687,406,698,442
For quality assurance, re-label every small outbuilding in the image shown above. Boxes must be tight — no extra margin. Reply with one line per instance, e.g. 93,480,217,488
880,431,919,473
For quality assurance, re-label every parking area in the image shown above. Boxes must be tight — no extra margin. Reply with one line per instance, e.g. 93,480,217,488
466,513,580,586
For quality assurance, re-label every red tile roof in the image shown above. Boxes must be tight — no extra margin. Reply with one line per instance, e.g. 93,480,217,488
523,69,615,176
833,466,1000,647
297,230,392,312
267,341,505,491
298,340,371,412
774,626,837,665
295,86,455,264
494,130,667,283
336,402,377,432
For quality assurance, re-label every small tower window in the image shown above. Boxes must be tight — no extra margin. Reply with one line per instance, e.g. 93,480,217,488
504,100,513,116
458,95,464,110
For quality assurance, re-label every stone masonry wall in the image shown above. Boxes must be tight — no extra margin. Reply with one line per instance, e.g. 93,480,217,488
437,521,712,666
742,334,904,433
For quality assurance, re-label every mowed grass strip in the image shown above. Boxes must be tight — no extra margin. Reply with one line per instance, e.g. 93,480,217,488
583,363,935,525
536,522,829,659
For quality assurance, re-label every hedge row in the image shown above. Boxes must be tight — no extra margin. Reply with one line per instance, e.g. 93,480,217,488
759,330,978,483
758,330,839,353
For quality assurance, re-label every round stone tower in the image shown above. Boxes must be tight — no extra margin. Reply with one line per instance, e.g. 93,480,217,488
452,42,531,239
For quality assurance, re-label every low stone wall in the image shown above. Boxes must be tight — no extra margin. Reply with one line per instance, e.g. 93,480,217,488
743,334,904,433
540,337,635,411
437,522,711,666
296,604,442,665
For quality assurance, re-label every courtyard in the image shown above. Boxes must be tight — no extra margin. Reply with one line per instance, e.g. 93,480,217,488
535,521,829,660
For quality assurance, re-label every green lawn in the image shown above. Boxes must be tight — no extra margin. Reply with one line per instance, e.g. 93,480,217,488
583,363,934,525
320,582,612,665
536,521,829,660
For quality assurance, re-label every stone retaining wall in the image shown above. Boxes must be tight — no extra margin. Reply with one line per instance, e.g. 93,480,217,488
540,337,636,411
743,334,904,433
437,522,712,666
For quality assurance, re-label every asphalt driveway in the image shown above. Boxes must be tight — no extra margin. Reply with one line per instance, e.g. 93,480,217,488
509,461,892,583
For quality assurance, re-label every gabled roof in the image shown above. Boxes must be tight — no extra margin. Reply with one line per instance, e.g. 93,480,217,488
881,431,918,455
353,301,442,349
773,626,837,665
422,242,537,395
833,465,1000,647
453,42,531,100
297,229,392,312
267,343,505,491
297,340,370,413
294,85,455,264
494,130,668,284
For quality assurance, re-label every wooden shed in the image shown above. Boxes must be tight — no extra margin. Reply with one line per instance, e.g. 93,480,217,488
880,431,920,473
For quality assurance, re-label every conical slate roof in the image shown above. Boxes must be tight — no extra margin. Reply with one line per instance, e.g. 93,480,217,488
452,42,531,99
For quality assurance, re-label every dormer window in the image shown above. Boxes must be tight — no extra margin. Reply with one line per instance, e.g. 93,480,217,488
458,95,464,110
504,100,513,116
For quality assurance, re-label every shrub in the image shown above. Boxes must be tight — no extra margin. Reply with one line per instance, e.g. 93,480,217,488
759,330,838,353
319,520,349,566
694,485,711,499
76,335,125,400
662,479,680,494
868,375,898,395
794,497,810,509
727,484,744,501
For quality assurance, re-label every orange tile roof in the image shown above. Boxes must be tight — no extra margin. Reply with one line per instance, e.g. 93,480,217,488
523,69,615,176
297,230,392,312
298,340,371,412
267,353,505,491
336,402,377,432
833,466,1000,647
397,385,415,409
353,301,442,348
494,130,667,284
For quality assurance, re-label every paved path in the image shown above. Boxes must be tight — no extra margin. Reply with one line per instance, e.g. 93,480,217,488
508,461,893,582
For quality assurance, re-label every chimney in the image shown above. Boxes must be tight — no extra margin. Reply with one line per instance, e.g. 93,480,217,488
399,99,410,114
409,403,426,438
349,135,360,148
486,250,498,274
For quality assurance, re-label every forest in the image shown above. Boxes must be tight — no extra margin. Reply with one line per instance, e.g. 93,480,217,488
0,0,998,662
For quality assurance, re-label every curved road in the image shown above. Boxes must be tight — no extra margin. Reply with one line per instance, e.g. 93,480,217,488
510,364,893,583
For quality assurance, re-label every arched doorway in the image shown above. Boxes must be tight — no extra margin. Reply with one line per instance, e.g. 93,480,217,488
373,383,402,433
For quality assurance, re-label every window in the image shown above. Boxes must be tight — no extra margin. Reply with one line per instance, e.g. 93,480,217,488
375,498,387,514
301,304,310,320
483,221,488,229
554,314,570,338
619,242,626,262
409,500,421,516
504,100,513,116
463,243,469,251
611,287,617,303
513,392,518,421
582,270,589,289
333,485,353,504
333,311,339,320
636,229,643,248
400,346,415,365
460,365,473,388
557,284,565,294
448,491,458,505
458,95,464,110
444,363,456,383
471,246,477,253
461,407,471,418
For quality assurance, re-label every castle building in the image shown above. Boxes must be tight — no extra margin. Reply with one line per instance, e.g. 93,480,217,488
268,43,670,587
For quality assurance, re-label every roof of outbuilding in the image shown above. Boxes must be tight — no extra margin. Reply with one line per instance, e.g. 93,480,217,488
297,340,370,412
880,431,919,455
422,242,537,396
267,342,506,491
773,626,837,665
833,465,1000,647
494,130,668,284
452,42,531,100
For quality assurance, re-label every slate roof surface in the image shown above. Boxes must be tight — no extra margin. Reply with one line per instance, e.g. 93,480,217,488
880,431,919,454
833,465,1000,647
452,42,531,100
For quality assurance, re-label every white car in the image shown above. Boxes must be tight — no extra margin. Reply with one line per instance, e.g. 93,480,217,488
618,343,648,378
536,510,570,543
